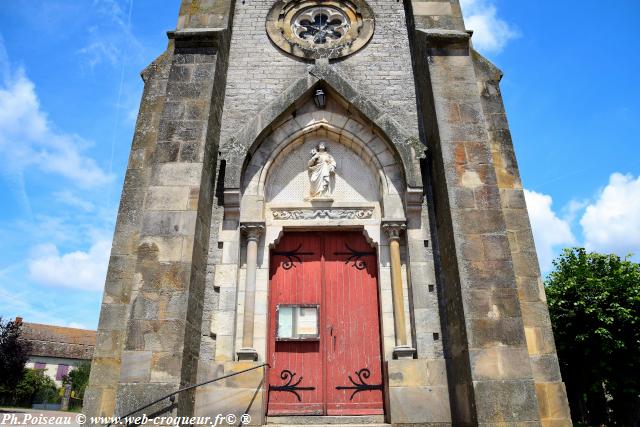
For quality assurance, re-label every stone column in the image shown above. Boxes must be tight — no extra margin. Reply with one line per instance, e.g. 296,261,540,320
383,222,416,359
237,222,265,361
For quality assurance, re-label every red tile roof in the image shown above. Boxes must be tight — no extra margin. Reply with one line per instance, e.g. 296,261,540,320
20,322,96,360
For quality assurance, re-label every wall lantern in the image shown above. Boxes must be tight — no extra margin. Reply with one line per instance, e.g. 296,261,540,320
313,89,326,109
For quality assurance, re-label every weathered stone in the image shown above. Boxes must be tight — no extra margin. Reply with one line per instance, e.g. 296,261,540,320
389,386,452,424
119,351,152,383
387,360,429,387
474,380,540,423
115,383,177,419
150,352,182,383
146,186,189,211
151,162,203,187
97,304,128,331
85,1,571,425
470,318,527,349
470,347,532,381
93,331,122,358
141,211,197,237
467,288,522,319
535,382,572,421
529,354,563,383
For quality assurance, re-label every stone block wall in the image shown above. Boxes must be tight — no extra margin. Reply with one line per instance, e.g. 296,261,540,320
204,0,446,366
406,0,572,425
218,0,421,155
415,33,540,424
194,362,266,426
387,359,451,425
177,0,233,29
84,1,234,420
84,50,173,419
85,0,572,425
407,198,444,361
409,0,464,32
472,51,572,426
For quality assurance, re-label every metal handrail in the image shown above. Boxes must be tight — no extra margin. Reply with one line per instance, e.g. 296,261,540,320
107,363,269,426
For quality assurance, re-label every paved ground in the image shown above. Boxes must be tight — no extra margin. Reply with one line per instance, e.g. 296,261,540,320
0,408,82,427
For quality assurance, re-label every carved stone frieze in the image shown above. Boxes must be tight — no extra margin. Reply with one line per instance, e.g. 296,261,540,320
271,207,374,220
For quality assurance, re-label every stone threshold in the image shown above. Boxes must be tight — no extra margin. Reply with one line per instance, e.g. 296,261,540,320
266,415,387,425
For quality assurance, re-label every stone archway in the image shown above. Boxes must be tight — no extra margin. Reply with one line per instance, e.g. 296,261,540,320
240,99,408,225
219,64,427,218
232,92,417,365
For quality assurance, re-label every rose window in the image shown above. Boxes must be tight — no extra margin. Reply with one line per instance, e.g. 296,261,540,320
266,0,375,60
292,7,350,45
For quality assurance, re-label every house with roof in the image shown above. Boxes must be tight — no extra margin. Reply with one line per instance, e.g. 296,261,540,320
17,318,96,387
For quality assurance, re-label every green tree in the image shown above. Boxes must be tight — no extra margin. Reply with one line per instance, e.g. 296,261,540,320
546,248,640,426
13,368,58,406
63,361,91,400
0,317,31,391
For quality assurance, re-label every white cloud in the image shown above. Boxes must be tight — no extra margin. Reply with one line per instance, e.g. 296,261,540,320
94,0,127,28
562,198,589,224
28,239,111,291
54,190,95,212
0,35,9,82
77,41,120,69
460,0,519,54
0,53,113,187
77,0,143,72
580,173,640,257
67,322,90,329
0,285,97,329
524,189,576,272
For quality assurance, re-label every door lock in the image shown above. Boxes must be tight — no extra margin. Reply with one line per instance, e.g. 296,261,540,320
329,326,337,351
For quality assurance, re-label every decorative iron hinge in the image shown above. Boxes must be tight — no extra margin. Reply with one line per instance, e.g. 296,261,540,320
335,368,383,400
272,244,314,270
269,370,315,401
334,244,375,270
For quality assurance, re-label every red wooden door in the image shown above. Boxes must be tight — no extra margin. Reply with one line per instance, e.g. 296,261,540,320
267,233,324,415
324,232,384,415
267,231,383,416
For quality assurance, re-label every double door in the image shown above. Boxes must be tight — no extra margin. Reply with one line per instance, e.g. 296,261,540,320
267,231,384,416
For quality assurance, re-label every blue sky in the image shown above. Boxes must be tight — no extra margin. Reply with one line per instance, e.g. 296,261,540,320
0,0,638,329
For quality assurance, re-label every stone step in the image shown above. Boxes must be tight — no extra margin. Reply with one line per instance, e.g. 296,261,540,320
266,415,387,425
267,425,390,427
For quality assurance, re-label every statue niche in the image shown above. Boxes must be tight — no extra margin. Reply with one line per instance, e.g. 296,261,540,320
307,143,336,200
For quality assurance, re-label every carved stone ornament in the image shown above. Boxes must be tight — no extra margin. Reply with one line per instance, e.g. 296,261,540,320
382,222,406,241
240,223,265,241
266,0,375,60
308,143,336,199
271,208,374,220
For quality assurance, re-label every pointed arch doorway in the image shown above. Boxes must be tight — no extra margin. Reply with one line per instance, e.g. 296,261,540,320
267,230,384,416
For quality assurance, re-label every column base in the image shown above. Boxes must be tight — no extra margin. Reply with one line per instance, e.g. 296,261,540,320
393,345,417,359
236,348,259,361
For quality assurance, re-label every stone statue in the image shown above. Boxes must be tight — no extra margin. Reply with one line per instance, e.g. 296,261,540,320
307,143,336,199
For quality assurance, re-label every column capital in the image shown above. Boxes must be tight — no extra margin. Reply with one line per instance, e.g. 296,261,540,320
382,222,406,241
240,222,265,241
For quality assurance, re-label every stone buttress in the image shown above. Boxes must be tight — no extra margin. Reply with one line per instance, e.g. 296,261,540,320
84,1,572,426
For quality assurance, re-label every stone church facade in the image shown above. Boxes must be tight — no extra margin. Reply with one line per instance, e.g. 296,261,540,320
84,0,572,425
